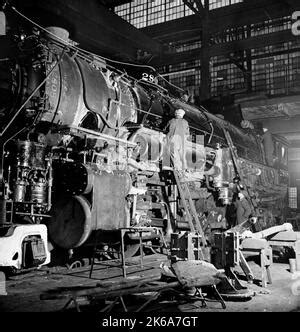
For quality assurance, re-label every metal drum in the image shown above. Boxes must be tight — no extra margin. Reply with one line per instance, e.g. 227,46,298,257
30,180,47,204
16,141,46,169
13,180,27,202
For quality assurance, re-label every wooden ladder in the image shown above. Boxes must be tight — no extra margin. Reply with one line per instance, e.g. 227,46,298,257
173,170,207,251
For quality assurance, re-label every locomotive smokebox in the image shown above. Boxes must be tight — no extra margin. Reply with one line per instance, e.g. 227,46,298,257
48,170,132,249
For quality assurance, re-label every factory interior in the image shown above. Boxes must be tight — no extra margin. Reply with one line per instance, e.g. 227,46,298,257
0,0,300,316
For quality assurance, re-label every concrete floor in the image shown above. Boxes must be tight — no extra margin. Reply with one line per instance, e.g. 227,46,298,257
0,255,299,312
179,263,300,312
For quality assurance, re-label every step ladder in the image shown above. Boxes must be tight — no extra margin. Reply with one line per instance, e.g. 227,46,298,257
222,128,258,213
173,170,207,252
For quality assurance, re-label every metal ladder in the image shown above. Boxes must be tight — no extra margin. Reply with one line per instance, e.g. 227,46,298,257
173,170,207,252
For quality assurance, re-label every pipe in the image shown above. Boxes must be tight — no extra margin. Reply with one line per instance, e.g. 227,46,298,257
47,159,53,211
67,125,137,147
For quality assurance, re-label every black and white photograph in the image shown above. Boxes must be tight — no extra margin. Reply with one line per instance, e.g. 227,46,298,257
0,0,300,318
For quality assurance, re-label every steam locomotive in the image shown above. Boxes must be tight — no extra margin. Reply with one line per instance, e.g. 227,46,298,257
0,16,289,270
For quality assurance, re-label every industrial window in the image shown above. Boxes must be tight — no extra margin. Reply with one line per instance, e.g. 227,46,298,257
251,42,300,96
115,2,131,23
159,42,300,98
175,40,202,53
159,59,201,98
213,25,248,44
131,1,148,29
209,0,243,10
115,0,244,28
116,2,300,98
210,56,246,97
251,17,291,37
165,0,185,22
148,0,165,26
289,187,298,209
289,49,300,94
168,70,201,96
169,59,201,72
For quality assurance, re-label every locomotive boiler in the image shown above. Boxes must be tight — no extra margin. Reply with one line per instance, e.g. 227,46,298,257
0,9,289,270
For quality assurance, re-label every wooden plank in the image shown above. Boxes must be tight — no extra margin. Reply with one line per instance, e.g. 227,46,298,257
41,275,163,300
77,281,180,301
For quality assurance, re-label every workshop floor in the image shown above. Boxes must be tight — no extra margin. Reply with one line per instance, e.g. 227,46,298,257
0,254,299,312
178,262,300,312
